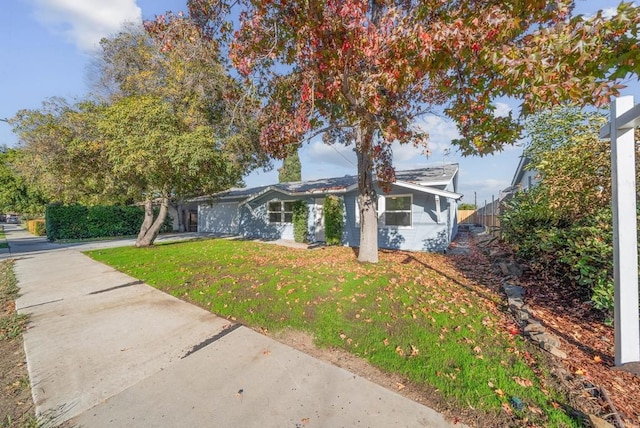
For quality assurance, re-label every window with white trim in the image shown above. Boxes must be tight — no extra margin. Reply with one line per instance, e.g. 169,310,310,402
268,201,294,223
384,195,412,227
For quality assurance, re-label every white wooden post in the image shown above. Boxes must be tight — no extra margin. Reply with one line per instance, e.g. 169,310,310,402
599,96,640,366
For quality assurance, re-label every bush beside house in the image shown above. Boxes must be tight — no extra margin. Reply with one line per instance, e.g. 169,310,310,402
292,200,309,243
324,195,343,246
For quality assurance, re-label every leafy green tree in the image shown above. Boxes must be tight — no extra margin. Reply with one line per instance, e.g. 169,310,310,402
13,21,268,247
523,106,610,220
458,203,476,211
0,146,48,215
324,195,344,246
278,149,302,183
292,200,308,243
98,94,247,246
501,105,639,317
177,0,640,263
11,98,122,207
98,22,268,245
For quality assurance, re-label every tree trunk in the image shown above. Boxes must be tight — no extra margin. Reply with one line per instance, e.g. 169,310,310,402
135,195,170,247
356,124,379,263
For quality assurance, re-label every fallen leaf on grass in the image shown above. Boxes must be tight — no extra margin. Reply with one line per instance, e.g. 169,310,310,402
501,402,512,415
513,376,533,388
395,346,405,356
495,388,505,397
528,405,543,415
410,344,419,356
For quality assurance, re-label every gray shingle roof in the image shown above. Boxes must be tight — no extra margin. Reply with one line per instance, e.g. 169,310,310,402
204,163,458,201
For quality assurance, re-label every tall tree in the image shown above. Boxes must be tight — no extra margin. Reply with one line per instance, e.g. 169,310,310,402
180,0,640,263
14,20,268,247
523,105,611,220
101,22,268,245
278,148,302,182
0,146,48,215
98,94,247,246
11,98,123,206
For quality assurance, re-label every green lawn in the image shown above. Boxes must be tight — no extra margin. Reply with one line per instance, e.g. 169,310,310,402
88,239,578,426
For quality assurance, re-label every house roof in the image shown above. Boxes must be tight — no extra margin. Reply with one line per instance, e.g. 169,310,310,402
510,155,532,187
196,163,461,203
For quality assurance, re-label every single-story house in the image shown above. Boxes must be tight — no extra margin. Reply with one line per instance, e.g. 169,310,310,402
194,163,463,252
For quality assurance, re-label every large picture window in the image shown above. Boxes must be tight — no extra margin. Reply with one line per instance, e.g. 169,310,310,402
385,195,412,227
268,201,294,223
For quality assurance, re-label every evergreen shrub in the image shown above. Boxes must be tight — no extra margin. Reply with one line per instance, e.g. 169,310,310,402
324,196,343,246
292,200,308,243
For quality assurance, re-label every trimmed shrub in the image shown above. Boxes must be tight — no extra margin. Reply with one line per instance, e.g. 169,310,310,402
45,204,173,241
26,219,46,236
292,200,309,243
324,195,344,246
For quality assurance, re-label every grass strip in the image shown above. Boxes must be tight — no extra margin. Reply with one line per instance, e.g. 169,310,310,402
1,260,38,427
0,261,27,341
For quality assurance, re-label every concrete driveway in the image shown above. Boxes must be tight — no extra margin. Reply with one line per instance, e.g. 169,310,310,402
2,225,464,427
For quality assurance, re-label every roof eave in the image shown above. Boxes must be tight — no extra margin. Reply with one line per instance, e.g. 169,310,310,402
394,181,463,200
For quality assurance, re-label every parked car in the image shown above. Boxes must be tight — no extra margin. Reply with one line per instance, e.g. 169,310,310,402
5,214,19,224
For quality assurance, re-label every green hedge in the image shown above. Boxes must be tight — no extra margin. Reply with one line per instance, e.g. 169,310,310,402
292,200,309,243
324,195,343,246
45,204,172,241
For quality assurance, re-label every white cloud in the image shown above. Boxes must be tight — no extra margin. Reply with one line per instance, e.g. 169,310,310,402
493,102,512,118
29,0,142,52
302,115,462,173
305,140,357,169
415,115,461,150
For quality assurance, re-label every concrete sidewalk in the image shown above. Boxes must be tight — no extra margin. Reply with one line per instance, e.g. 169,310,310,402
5,225,464,427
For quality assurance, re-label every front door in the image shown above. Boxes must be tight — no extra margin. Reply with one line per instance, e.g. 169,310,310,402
188,210,198,232
314,198,325,242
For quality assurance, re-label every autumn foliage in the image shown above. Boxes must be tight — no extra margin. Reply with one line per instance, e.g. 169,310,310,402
165,0,640,261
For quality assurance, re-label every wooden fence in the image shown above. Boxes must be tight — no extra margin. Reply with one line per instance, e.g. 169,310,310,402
458,209,500,228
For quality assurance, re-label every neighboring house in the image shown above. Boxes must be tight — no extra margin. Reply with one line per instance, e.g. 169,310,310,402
510,155,540,193
195,164,462,252
500,154,541,203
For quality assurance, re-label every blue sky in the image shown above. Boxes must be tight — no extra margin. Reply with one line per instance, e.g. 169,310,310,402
0,0,635,207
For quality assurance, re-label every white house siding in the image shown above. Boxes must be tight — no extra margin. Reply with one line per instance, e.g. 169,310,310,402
198,202,240,235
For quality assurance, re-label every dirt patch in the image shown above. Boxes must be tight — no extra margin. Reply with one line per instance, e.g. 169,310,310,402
462,234,640,428
0,335,34,427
